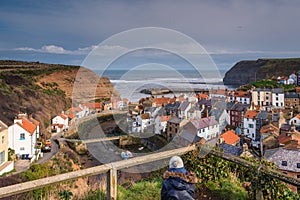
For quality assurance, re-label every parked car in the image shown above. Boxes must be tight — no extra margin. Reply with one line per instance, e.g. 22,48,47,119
42,140,52,152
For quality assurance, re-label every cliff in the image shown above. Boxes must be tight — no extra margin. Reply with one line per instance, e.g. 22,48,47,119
223,58,300,86
0,60,118,131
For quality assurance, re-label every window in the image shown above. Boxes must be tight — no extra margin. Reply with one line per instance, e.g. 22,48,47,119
297,174,300,179
297,163,300,168
249,124,254,128
20,133,25,140
276,97,279,101
20,147,25,151
0,151,4,165
276,103,279,107
282,161,287,166
1,136,4,144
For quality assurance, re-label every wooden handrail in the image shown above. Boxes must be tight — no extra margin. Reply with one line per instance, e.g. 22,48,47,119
1,144,300,200
0,145,196,199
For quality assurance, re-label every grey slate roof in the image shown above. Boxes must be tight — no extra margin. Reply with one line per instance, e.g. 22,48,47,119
168,116,181,124
253,88,284,93
179,101,190,111
285,92,299,99
191,116,219,129
219,143,242,156
144,107,156,113
256,111,269,120
230,103,250,112
265,148,300,172
197,99,212,107
209,109,224,121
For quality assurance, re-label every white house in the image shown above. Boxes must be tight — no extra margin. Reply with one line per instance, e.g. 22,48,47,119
252,88,284,110
8,114,39,158
191,116,219,141
51,113,69,133
243,110,258,142
288,74,297,85
132,113,151,133
154,115,171,134
289,114,300,127
209,89,227,99
178,101,191,120
209,109,229,133
227,91,251,104
272,88,285,109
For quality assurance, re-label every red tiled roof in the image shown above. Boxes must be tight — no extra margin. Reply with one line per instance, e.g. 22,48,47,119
60,113,68,120
220,130,240,145
278,133,291,145
17,118,37,136
70,107,83,113
159,115,172,122
68,113,75,119
210,89,227,95
233,91,251,98
169,98,176,104
197,93,209,99
83,102,102,109
141,113,150,120
260,124,279,136
155,97,170,105
244,110,258,119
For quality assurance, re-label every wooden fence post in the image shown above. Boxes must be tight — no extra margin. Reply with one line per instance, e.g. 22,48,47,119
107,165,117,200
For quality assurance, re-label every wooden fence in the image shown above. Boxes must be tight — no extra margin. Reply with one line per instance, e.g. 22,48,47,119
1,144,300,199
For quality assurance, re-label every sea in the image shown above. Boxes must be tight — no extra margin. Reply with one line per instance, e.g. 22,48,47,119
97,69,234,101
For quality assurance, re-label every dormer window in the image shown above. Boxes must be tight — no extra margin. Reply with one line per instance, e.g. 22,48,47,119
282,161,287,166
297,163,300,168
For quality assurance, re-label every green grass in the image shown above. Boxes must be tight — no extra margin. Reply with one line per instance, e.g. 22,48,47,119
238,79,296,92
117,178,162,200
205,178,248,200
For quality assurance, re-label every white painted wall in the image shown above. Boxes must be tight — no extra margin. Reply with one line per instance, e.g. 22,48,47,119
8,124,36,157
243,117,256,140
272,93,285,109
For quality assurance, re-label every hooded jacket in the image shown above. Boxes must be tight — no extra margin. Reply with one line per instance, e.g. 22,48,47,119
161,170,198,200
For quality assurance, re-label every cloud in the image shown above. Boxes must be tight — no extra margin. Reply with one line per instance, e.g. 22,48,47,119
40,45,67,54
14,44,131,56
15,45,69,54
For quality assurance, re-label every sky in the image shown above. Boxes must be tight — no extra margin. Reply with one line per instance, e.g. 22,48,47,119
1,0,300,70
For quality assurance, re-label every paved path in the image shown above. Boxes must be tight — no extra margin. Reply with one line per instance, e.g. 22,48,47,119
36,132,61,164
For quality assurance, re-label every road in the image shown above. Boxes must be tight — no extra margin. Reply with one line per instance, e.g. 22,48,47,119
36,132,61,164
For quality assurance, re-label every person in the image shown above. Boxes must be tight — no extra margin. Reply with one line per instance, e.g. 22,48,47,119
161,156,198,200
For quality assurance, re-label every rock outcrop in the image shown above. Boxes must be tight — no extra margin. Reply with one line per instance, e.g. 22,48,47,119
223,58,300,86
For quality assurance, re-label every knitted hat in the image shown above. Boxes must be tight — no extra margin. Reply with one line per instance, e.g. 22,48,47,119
169,156,184,169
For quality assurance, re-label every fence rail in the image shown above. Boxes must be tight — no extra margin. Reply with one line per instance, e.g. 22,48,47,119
0,145,196,200
1,144,300,199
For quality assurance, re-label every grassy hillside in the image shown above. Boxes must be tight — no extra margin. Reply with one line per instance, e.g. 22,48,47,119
0,60,117,133
223,58,300,86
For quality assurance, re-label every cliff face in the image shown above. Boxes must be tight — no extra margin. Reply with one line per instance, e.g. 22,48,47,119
223,58,300,86
0,60,118,132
